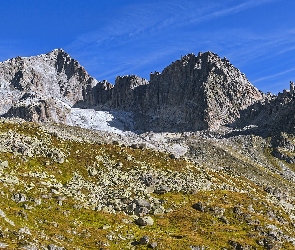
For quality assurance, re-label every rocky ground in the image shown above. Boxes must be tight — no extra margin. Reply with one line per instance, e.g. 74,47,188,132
0,118,294,249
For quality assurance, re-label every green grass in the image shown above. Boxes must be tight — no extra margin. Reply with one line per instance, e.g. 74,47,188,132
0,120,294,249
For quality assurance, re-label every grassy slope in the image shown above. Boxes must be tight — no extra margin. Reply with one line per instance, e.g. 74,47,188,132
0,120,294,249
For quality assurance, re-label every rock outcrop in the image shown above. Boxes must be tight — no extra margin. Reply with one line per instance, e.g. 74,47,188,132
234,87,295,134
145,52,263,131
0,49,98,122
5,93,71,123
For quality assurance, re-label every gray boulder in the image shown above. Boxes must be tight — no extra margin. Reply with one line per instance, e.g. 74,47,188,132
136,216,154,226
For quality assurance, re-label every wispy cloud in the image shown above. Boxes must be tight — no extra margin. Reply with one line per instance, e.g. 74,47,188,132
184,0,278,26
252,67,295,83
66,0,280,83
213,0,277,15
98,45,184,80
176,24,294,77
68,0,276,52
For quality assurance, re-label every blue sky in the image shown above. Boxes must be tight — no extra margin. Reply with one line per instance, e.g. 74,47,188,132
0,0,294,94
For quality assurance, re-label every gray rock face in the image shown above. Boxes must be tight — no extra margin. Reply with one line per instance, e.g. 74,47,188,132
235,91,295,133
111,75,149,110
96,52,264,131
3,49,292,133
5,94,71,123
26,50,97,105
0,49,98,122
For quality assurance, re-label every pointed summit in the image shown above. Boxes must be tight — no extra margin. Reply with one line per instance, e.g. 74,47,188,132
0,49,99,122
48,48,66,55
95,51,264,131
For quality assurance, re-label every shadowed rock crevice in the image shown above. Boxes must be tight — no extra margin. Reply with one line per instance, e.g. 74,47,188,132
11,70,24,91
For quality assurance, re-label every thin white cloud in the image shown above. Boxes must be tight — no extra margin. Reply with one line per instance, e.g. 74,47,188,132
252,67,295,83
277,45,295,55
204,27,295,68
68,0,276,52
95,44,184,81
206,0,276,17
65,0,284,87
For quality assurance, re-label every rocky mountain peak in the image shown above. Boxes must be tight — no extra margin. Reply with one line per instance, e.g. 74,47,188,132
48,48,66,55
45,48,74,62
137,51,263,131
0,49,99,122
0,49,292,134
115,75,149,90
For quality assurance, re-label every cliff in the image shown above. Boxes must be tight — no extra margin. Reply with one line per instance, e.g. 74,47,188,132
95,52,264,131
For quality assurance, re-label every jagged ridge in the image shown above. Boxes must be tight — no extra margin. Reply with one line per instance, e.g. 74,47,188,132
95,52,264,131
0,49,294,134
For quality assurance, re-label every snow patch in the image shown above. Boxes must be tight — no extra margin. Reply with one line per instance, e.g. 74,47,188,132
67,108,135,135
170,143,188,158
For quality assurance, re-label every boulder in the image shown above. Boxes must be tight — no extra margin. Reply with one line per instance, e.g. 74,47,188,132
136,216,154,226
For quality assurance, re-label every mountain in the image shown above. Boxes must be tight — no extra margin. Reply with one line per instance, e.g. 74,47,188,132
236,89,295,134
0,49,268,132
1,49,293,135
0,50,294,249
97,52,264,132
0,49,98,123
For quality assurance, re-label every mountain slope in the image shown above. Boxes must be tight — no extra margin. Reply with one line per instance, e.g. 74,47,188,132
0,119,294,249
0,49,294,248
